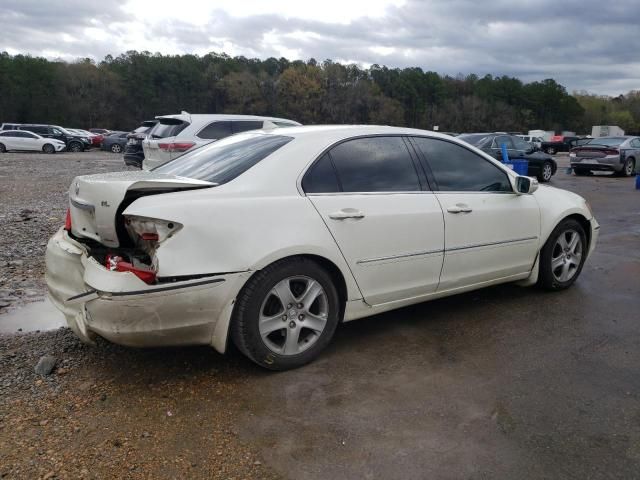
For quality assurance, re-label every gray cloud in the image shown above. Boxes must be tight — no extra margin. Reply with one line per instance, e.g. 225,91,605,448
1,0,639,95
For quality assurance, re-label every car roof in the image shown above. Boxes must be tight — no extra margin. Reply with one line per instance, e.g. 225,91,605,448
155,113,301,125
256,124,460,142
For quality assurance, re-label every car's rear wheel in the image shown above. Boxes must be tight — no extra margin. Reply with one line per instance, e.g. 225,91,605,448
42,143,55,154
0,143,5,153
538,218,587,290
545,146,556,155
539,161,553,182
574,168,591,176
111,143,123,153
231,258,341,371
621,158,635,177
68,142,83,152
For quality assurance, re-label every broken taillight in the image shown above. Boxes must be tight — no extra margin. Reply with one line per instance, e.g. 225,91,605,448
64,208,72,231
124,215,181,245
105,254,156,284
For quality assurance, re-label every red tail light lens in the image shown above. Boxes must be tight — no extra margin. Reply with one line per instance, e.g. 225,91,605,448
105,254,156,285
64,208,72,231
604,149,619,155
158,142,195,152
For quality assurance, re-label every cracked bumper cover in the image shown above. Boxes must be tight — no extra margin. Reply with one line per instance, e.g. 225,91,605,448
45,228,249,352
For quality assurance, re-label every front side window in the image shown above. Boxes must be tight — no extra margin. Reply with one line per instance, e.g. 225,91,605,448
197,121,232,140
154,133,292,184
413,137,512,192
326,136,421,192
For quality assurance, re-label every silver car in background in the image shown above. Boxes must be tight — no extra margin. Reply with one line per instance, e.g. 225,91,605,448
141,112,300,170
570,136,639,176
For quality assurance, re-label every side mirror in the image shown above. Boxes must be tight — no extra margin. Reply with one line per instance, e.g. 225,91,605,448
516,175,538,194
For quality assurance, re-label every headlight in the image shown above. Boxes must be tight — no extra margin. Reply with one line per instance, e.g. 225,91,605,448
569,152,576,157
82,137,89,143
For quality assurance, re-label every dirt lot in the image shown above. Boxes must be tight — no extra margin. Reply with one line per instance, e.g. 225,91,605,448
1,151,639,479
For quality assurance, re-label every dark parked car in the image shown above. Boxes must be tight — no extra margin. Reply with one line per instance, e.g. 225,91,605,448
101,132,129,153
540,136,580,154
458,133,557,182
123,120,158,168
570,136,639,177
16,124,90,152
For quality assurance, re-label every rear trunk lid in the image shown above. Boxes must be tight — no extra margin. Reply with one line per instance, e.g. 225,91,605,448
68,171,213,247
142,116,191,170
571,145,619,158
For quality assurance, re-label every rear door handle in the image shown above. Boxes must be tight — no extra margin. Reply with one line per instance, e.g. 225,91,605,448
447,204,473,214
329,209,365,220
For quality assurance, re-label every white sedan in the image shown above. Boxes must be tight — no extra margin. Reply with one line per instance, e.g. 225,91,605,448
0,130,66,153
45,126,599,370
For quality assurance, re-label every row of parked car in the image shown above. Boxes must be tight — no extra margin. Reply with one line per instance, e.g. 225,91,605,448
0,123,131,154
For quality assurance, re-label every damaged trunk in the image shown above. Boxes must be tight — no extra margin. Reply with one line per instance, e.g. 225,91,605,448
67,171,215,283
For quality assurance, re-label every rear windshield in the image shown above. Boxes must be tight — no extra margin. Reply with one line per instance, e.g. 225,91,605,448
457,134,490,146
150,119,189,139
153,133,293,184
586,137,626,146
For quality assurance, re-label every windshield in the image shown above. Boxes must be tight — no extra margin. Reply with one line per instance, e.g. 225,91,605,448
154,133,293,184
586,137,626,146
457,134,491,146
150,119,189,139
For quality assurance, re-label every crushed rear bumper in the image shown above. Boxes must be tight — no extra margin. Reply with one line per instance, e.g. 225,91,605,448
45,228,249,351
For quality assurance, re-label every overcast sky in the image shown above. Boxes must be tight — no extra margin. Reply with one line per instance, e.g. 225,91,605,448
1,0,639,95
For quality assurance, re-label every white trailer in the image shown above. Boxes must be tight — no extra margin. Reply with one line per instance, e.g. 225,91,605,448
591,125,625,137
528,129,555,141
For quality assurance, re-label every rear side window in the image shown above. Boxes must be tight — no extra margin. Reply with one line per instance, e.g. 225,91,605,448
150,119,189,139
232,121,264,134
0,131,17,137
302,154,340,193
154,133,292,184
22,125,47,134
274,121,298,127
327,136,421,192
414,137,512,192
198,121,232,140
492,135,514,149
631,138,640,148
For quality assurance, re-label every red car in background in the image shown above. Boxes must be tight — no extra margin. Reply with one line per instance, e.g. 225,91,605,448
69,129,103,147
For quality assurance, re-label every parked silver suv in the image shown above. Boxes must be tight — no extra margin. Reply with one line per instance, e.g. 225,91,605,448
141,113,300,170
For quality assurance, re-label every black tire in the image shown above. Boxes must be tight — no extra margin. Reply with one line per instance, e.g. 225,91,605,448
0,143,5,153
620,157,635,177
231,257,341,371
574,168,591,176
538,161,554,182
42,143,55,154
111,143,123,153
538,218,587,291
545,146,556,155
68,142,83,152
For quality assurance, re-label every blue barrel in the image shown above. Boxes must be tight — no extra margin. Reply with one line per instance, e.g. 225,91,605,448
512,159,529,176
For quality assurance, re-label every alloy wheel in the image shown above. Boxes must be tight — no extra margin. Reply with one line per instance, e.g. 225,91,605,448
551,229,583,282
543,163,553,181
625,159,634,176
112,144,122,153
258,276,329,355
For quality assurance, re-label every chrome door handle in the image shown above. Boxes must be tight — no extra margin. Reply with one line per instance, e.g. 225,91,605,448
447,204,473,214
329,209,365,220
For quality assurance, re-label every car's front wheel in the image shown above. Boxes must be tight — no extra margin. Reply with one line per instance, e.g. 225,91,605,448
538,218,587,290
68,142,83,152
545,146,556,155
42,143,55,154
539,161,553,182
111,143,123,153
231,258,341,370
0,143,5,153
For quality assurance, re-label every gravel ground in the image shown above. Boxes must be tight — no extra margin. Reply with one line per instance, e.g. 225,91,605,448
0,151,279,479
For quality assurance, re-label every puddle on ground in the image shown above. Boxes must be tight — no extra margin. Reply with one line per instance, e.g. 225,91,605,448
0,298,66,333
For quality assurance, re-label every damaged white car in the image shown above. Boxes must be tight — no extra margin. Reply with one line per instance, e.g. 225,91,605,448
46,126,599,370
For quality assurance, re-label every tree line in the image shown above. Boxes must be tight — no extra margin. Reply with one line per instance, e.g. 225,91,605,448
0,51,637,134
